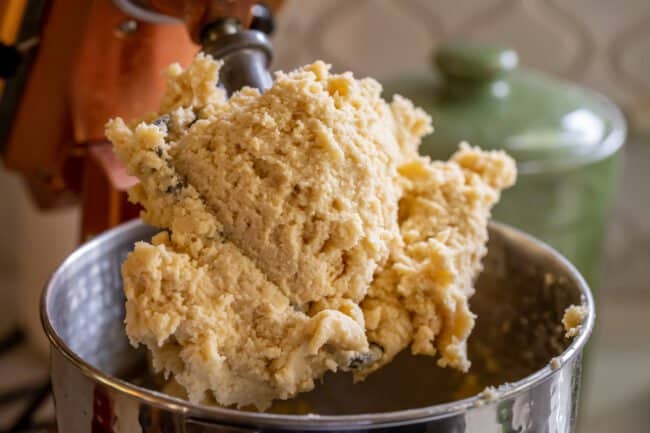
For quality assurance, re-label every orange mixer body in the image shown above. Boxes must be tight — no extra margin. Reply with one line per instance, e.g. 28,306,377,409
1,0,282,240
1,0,196,239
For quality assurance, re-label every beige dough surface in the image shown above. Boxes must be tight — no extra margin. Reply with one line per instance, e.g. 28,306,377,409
562,304,588,338
106,54,516,410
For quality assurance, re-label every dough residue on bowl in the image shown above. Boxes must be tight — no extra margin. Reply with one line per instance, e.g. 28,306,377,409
562,304,588,338
106,54,516,410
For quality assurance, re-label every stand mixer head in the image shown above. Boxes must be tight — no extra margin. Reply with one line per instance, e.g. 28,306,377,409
115,0,275,94
0,0,280,239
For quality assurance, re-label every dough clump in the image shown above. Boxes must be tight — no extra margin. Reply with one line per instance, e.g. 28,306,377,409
106,54,516,410
562,304,588,338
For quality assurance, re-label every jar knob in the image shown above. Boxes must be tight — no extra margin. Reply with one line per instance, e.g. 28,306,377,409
435,41,518,81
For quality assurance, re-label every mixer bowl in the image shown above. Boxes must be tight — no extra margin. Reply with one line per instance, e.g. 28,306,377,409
41,219,594,432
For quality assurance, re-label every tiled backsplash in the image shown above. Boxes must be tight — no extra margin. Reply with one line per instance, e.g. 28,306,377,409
273,0,650,130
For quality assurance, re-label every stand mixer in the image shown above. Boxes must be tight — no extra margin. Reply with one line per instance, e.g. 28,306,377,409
2,2,596,431
127,0,275,95
0,0,280,240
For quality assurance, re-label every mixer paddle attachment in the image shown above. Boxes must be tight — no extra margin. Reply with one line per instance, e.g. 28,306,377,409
122,1,277,96
200,16,273,96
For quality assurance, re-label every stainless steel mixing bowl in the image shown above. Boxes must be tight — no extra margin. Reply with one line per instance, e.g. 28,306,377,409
41,219,594,432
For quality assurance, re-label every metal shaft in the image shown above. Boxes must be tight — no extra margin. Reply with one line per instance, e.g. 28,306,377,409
200,20,273,96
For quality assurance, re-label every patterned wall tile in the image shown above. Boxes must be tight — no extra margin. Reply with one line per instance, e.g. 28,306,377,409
610,14,650,129
553,0,650,44
412,0,504,34
317,0,436,75
605,137,650,298
273,0,341,70
454,0,590,76
552,0,650,128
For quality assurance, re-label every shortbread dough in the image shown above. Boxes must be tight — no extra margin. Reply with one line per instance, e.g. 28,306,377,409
562,304,588,338
106,54,516,410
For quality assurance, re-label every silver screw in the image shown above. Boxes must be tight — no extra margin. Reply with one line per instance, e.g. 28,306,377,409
117,19,138,36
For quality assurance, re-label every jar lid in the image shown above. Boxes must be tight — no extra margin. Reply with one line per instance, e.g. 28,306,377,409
435,40,518,81
382,41,626,173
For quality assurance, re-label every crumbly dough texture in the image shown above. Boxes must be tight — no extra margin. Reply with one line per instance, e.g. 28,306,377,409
106,54,516,410
562,304,587,338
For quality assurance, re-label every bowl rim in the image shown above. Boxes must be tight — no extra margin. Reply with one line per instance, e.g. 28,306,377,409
41,219,595,430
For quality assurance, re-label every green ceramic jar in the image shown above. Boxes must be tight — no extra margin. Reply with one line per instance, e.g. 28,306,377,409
383,41,626,290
